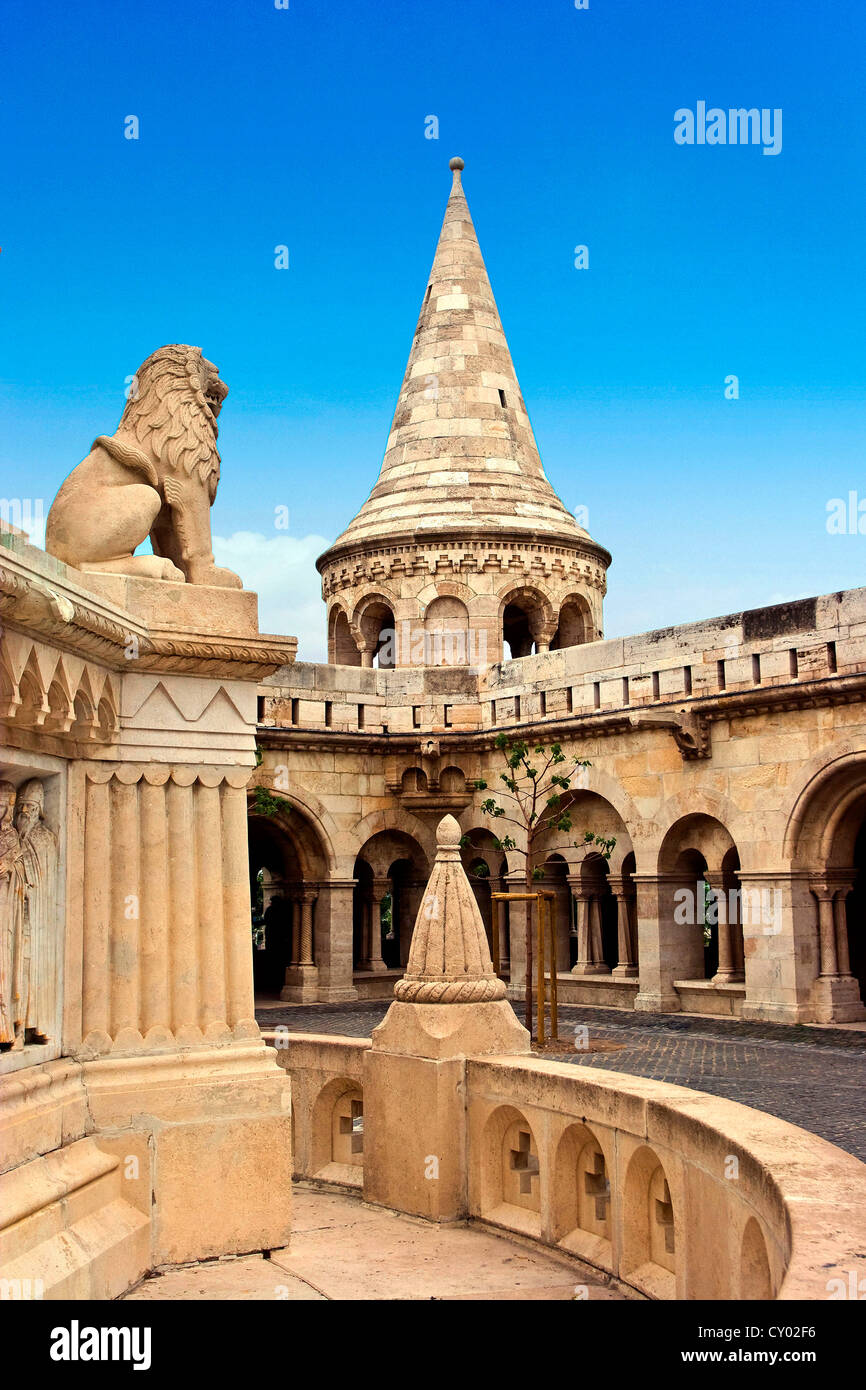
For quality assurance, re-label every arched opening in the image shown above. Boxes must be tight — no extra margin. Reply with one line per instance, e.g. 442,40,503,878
786,761,866,1020
247,800,327,1002
439,765,466,794
535,790,634,975
422,595,470,666
359,601,396,669
846,819,866,1004
541,853,572,973
658,813,740,989
551,594,594,650
401,767,428,794
503,603,534,660
574,853,617,974
460,829,508,968
501,587,554,661
353,830,429,972
329,607,361,667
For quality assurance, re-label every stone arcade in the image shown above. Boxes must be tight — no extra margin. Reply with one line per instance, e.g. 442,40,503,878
2,162,866,1302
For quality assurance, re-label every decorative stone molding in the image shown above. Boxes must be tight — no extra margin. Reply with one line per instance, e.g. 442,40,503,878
627,707,712,759
0,628,119,746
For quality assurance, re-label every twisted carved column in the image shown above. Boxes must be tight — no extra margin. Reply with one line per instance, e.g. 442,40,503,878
810,880,840,978
299,889,317,967
833,883,854,978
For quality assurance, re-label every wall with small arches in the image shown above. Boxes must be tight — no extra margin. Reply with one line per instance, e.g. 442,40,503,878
271,1033,866,1301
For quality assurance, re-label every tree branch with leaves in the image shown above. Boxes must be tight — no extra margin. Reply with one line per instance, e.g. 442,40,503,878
464,733,615,1034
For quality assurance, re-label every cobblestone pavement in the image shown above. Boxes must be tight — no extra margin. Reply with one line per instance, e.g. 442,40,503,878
257,999,866,1163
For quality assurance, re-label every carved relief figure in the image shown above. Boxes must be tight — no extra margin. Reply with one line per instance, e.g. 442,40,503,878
0,781,23,1046
13,780,58,1045
46,344,242,588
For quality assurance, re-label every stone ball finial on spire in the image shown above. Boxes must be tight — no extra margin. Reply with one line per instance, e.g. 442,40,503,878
449,156,465,172
436,813,462,850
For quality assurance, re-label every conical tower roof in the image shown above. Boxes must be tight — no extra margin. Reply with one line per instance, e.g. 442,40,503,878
318,157,602,565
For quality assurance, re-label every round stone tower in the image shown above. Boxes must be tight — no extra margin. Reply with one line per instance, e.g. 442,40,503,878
317,157,611,669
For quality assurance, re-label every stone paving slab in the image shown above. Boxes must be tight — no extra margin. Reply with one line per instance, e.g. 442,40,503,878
124,1254,325,1301
122,1185,621,1302
258,999,866,1163
268,1187,620,1301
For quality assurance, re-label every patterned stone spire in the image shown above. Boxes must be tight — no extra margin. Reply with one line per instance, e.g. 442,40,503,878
321,157,594,555
395,814,506,1003
318,159,610,669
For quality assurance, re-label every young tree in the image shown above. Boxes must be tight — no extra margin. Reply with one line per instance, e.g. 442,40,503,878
467,733,615,1035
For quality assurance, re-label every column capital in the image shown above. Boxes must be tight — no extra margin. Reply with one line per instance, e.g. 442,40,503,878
703,871,729,890
606,876,633,897
810,877,839,902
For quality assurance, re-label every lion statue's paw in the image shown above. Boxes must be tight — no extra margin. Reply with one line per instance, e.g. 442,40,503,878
191,564,243,590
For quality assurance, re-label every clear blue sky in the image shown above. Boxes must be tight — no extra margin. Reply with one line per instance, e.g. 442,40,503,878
2,0,864,658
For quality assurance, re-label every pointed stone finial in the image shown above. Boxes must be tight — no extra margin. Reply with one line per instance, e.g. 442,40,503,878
395,814,505,1003
449,155,464,172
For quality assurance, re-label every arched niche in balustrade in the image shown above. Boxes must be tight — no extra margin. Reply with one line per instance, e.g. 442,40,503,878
479,1104,542,1239
621,1145,678,1299
740,1215,774,1300
552,1122,614,1270
310,1076,364,1185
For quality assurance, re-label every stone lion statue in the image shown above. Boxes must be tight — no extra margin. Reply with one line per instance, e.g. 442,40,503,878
46,344,242,587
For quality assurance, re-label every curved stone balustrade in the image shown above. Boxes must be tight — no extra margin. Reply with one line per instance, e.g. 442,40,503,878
271,1032,866,1302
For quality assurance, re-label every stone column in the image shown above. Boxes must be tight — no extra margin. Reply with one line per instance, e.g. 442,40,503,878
833,883,853,978
503,870,527,1000
314,879,358,1003
807,876,866,1023
633,873,698,1013
488,878,510,975
367,877,390,973
610,876,638,977
811,881,839,978
569,880,607,975
281,884,320,1003
288,894,301,966
552,878,571,973
589,893,609,973
399,878,426,968
707,872,742,984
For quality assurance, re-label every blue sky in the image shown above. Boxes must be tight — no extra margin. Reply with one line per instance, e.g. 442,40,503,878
2,0,864,659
